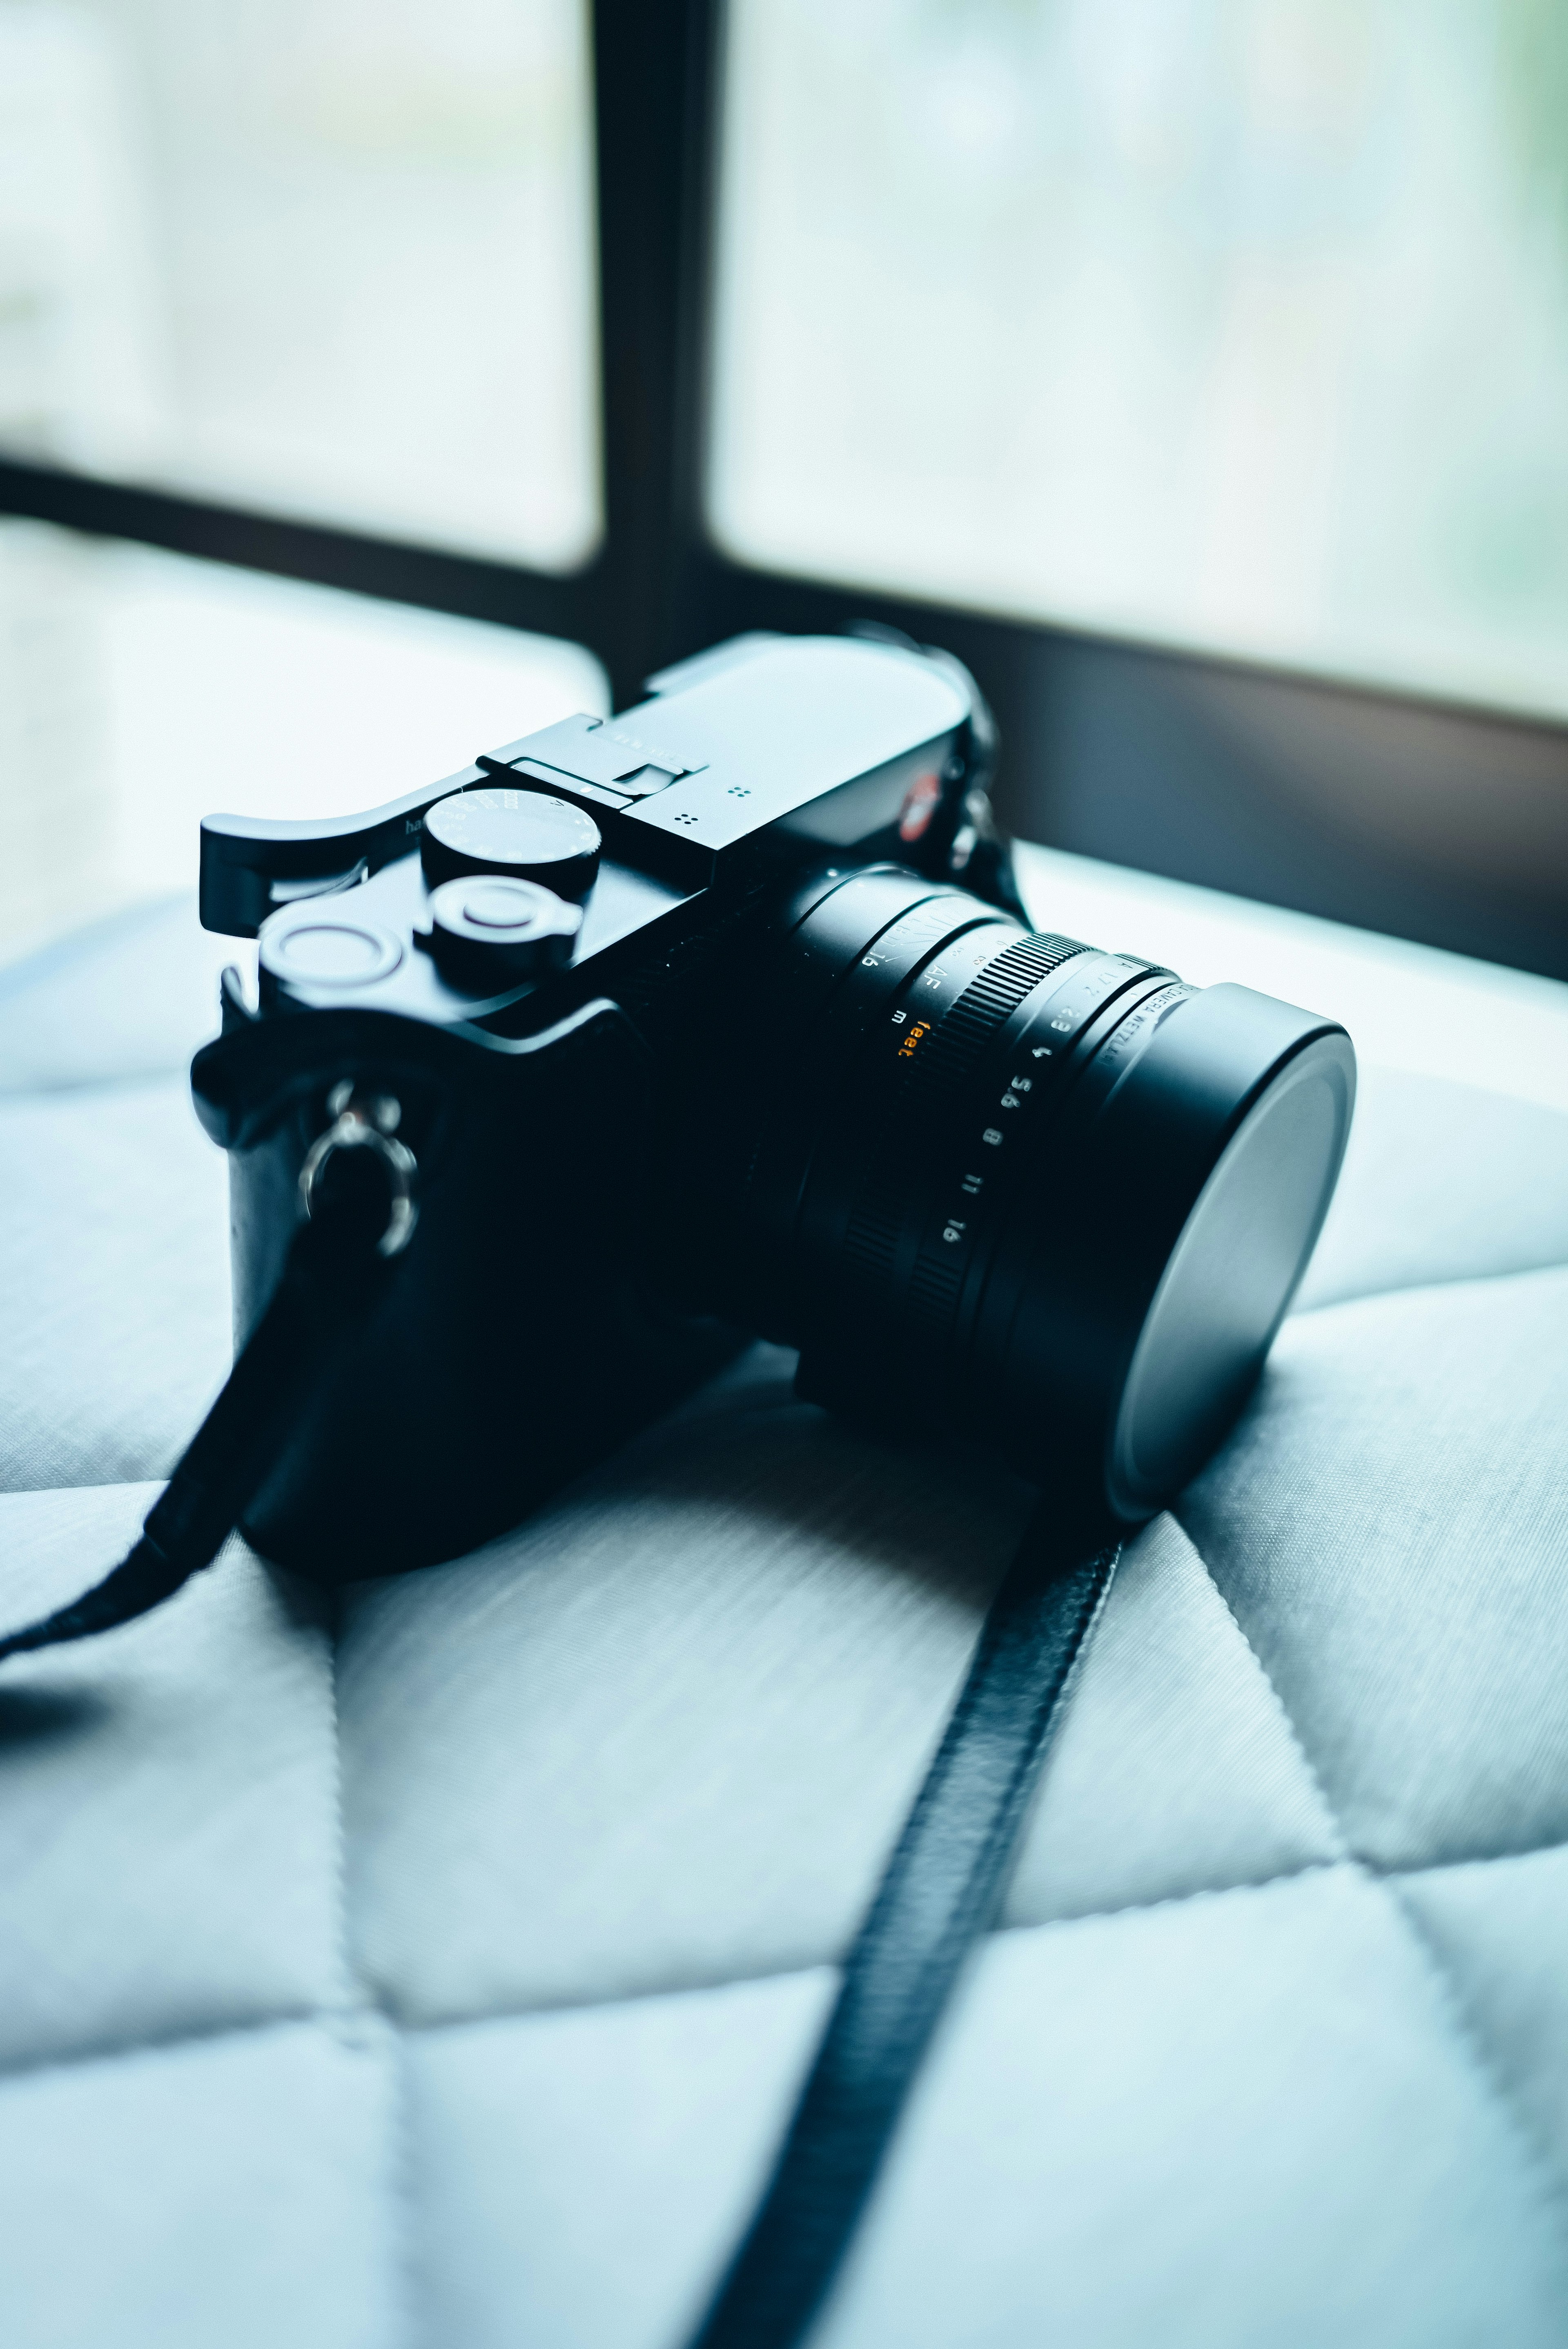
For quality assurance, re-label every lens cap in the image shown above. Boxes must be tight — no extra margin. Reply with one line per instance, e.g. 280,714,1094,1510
421,784,601,899
987,983,1355,1520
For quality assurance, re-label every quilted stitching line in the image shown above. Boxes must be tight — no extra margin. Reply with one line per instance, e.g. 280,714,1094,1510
0,2006,354,2086
324,1595,361,2016
375,1839,1568,2036
1004,1839,1568,1939
1169,1517,1350,1859
1003,1856,1347,1942
326,1601,418,2349
1380,1870,1568,2235
3,1836,1568,2085
1180,1519,1568,2243
384,2021,420,2349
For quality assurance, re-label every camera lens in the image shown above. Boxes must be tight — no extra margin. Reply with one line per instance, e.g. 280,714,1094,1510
718,868,1354,1523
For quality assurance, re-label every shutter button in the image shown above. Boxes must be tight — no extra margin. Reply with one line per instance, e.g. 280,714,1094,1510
425,875,581,989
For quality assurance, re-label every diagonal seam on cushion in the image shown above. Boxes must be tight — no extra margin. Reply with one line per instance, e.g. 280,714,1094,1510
326,1604,419,2342
3,1839,1568,2093
0,2007,365,2088
1182,1518,1568,2227
324,1608,360,2014
1179,1263,1568,1876
1004,1513,1345,1928
1168,1525,1351,1866
384,2014,420,2345
339,1837,1568,2042
1378,1870,1568,2237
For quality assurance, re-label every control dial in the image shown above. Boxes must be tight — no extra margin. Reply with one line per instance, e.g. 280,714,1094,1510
421,784,601,900
424,876,581,991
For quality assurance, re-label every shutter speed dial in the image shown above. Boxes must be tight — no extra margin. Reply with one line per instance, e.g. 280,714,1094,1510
424,876,582,990
420,784,601,900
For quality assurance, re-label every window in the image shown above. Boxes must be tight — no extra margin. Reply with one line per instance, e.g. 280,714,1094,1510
0,0,599,565
710,0,1568,725
1,0,1564,980
0,518,604,961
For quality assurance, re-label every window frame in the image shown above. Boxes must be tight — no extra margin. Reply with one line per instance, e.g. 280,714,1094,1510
1,0,1563,979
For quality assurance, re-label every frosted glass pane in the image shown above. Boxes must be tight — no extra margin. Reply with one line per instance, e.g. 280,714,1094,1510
0,0,599,567
710,0,1568,723
0,520,606,965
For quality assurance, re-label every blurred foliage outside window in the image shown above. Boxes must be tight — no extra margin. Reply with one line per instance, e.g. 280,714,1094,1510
712,0,1568,727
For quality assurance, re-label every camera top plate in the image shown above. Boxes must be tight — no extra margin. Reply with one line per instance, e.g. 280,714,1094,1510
199,635,970,942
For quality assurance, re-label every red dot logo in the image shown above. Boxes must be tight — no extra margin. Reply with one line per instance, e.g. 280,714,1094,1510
898,772,943,843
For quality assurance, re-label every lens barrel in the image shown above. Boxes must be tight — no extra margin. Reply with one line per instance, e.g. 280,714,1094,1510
723,867,1354,1522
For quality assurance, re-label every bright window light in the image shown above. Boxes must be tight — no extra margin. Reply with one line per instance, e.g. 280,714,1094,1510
710,0,1568,724
0,0,599,568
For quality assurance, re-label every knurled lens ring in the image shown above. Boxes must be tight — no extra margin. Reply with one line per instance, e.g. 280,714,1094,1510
789,923,1175,1396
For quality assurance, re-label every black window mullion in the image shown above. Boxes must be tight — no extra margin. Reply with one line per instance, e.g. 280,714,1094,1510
0,455,599,645
590,0,722,710
682,547,1568,980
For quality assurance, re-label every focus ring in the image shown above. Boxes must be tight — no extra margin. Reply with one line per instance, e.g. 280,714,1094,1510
841,932,1087,1283
927,932,1089,1065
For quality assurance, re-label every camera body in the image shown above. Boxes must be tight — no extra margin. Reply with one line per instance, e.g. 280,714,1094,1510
192,633,1354,1579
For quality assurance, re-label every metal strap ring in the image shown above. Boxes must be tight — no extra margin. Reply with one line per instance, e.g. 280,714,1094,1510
299,1109,419,1258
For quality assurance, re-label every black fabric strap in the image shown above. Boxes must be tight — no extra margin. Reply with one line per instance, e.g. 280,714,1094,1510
688,1504,1120,2349
0,1210,396,1663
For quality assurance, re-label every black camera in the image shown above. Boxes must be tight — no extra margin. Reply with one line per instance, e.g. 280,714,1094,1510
191,631,1354,1577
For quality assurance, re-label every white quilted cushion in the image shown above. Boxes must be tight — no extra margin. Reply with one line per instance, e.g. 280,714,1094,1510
0,854,1565,2349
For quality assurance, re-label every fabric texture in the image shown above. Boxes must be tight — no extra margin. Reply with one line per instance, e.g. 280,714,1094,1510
0,863,1565,2347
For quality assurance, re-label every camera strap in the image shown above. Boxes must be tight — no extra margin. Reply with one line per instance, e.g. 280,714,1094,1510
5,1073,1113,2349
0,1098,414,1665
688,1506,1120,2349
